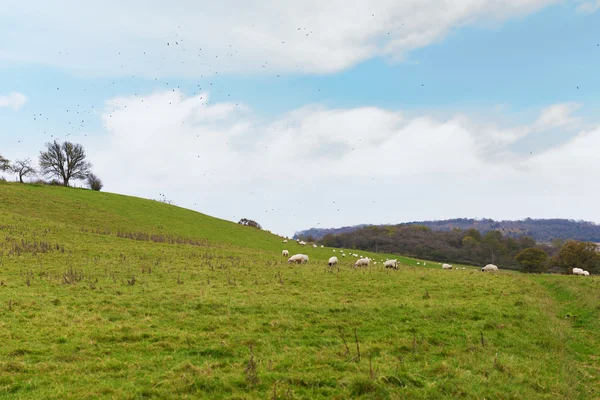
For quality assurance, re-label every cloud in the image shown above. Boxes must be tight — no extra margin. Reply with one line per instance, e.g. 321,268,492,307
576,0,600,13
0,92,27,111
0,0,560,77
81,90,599,236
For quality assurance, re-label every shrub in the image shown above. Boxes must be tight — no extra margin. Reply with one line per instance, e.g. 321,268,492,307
238,218,262,230
86,174,103,191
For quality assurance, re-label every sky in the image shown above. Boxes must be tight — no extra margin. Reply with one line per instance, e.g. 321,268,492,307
1,0,599,237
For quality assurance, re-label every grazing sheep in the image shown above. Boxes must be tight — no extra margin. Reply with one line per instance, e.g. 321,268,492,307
282,250,289,257
384,259,398,269
321,245,324,248
481,264,499,272
342,254,346,257
442,263,452,270
288,254,303,264
417,262,420,265
572,268,584,275
313,244,317,248
354,258,371,267
462,267,466,270
300,254,309,264
583,271,590,276
333,249,336,252
283,239,288,243
328,256,338,267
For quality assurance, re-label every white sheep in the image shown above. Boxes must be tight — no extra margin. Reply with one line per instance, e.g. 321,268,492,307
313,244,317,248
442,264,452,270
354,258,371,267
288,254,304,264
283,239,288,243
321,245,324,248
572,268,584,275
282,250,289,257
328,256,338,267
300,254,309,264
481,264,499,272
384,259,398,269
333,249,336,252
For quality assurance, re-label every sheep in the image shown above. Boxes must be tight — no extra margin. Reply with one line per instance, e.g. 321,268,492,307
321,245,324,248
442,263,452,270
328,256,338,267
283,239,288,243
313,244,317,248
572,268,584,275
583,270,590,276
417,262,420,265
384,259,398,269
300,254,309,264
342,254,346,257
354,258,371,267
481,264,499,272
462,267,466,270
333,249,336,252
287,254,304,264
282,250,289,257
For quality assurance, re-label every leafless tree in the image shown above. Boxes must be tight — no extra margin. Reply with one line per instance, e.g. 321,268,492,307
11,159,36,183
38,140,92,186
0,154,10,172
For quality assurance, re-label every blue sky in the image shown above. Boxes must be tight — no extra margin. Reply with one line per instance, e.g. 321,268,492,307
1,1,599,236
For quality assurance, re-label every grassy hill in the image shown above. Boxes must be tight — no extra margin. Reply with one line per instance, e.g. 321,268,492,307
0,181,598,399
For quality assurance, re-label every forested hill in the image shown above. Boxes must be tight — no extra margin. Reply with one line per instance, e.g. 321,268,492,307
295,218,600,243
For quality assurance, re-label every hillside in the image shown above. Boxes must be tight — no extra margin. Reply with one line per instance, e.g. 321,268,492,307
296,218,600,243
0,181,599,399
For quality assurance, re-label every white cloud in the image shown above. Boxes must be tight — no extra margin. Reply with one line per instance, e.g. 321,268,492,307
0,92,27,111
80,90,599,237
576,0,600,13
533,103,582,131
0,0,560,77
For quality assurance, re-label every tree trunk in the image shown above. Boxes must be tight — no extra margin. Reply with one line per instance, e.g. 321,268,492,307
19,173,23,184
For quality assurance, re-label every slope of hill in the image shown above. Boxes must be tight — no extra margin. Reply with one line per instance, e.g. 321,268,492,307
296,218,600,242
1,181,599,399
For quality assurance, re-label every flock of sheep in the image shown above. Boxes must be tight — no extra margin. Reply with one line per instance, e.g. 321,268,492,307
280,238,502,272
280,238,593,276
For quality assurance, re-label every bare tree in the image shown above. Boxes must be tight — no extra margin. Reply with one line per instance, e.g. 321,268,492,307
0,154,10,172
38,140,92,186
11,159,36,183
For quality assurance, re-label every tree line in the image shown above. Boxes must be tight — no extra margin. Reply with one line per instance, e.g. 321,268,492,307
317,225,600,274
0,140,102,190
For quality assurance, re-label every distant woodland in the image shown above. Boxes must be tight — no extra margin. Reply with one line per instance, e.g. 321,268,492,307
296,218,600,243
302,224,600,274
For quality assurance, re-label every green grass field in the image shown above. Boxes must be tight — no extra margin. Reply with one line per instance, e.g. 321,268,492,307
0,181,598,399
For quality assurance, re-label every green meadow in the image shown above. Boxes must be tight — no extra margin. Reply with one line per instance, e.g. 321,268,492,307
0,181,598,399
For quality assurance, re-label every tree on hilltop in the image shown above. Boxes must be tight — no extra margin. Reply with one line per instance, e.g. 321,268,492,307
11,159,36,183
0,154,10,172
39,140,92,186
